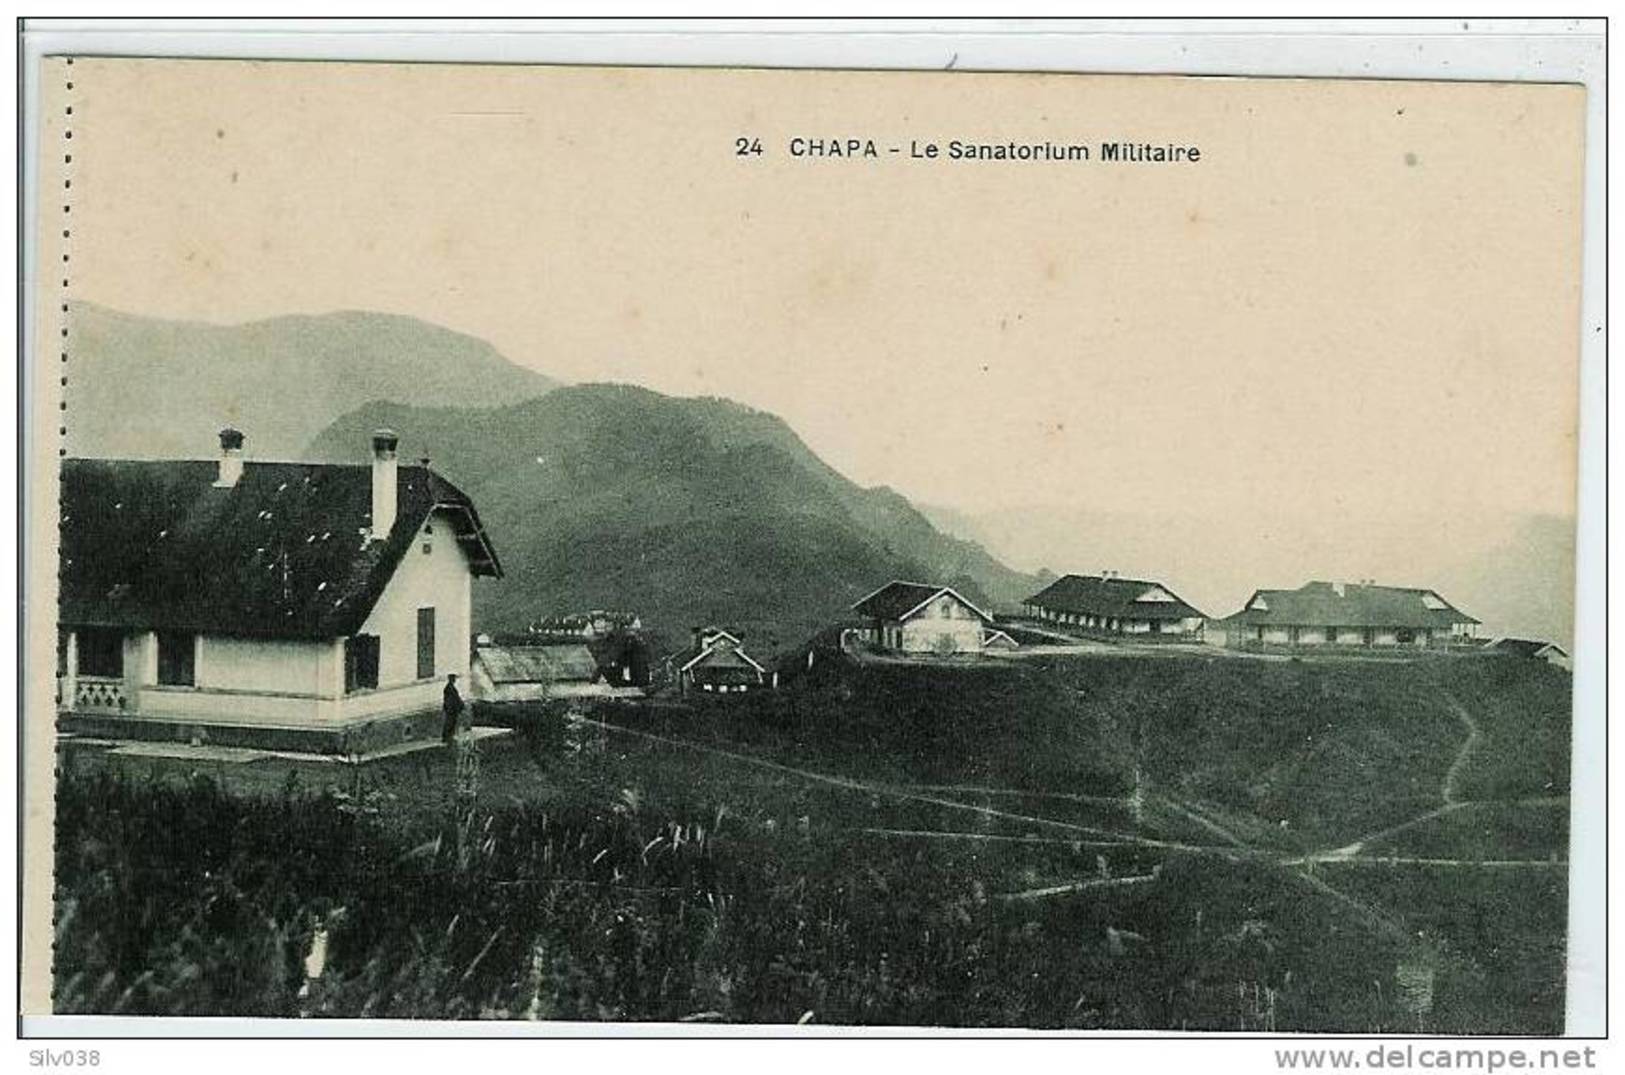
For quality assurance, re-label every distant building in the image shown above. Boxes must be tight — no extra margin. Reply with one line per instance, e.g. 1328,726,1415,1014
667,628,769,696
471,639,645,702
981,628,1020,651
1491,637,1572,671
57,428,502,746
527,610,642,641
1219,580,1479,648
1022,573,1206,638
851,581,994,655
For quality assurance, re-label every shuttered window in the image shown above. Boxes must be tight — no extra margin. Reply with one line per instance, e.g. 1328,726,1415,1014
156,631,196,686
77,628,124,678
417,607,436,680
345,634,380,692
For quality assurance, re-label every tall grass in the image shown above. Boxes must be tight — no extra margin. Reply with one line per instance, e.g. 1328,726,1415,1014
55,761,1553,1030
52,654,1568,1030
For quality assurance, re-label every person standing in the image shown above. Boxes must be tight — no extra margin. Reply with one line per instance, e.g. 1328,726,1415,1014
441,673,465,745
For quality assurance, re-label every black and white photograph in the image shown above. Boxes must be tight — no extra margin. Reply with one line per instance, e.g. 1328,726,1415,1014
18,19,1606,1046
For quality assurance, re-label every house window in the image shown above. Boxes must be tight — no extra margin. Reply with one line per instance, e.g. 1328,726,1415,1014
416,607,436,679
76,627,123,678
156,631,196,686
345,634,380,692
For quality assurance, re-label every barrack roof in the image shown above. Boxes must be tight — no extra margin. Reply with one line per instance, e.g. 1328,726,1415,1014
1024,574,1205,621
1224,581,1477,629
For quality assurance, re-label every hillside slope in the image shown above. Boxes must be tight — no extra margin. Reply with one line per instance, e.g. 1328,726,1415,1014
604,650,1570,1032
307,385,1039,649
65,302,558,460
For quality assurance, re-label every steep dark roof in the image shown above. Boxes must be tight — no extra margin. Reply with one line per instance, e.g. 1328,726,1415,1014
60,458,501,639
1025,574,1205,621
1224,581,1477,629
851,580,992,624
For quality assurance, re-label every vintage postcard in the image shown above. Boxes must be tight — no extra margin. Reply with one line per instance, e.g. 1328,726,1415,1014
22,51,1591,1035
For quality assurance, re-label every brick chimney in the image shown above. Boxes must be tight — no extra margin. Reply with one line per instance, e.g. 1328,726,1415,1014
370,429,399,540
214,427,245,487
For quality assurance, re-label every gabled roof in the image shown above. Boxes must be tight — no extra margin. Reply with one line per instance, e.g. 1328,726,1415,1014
1025,574,1205,621
1224,581,1477,629
475,643,600,685
673,628,767,675
1492,637,1568,659
981,628,1019,649
851,580,993,624
60,458,501,639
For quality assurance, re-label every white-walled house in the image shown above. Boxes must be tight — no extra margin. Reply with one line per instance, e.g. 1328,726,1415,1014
1218,580,1479,649
57,428,502,747
852,581,996,655
1022,573,1206,638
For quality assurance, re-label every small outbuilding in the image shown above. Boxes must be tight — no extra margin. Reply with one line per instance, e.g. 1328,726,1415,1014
667,628,769,696
980,628,1020,651
1491,637,1572,671
472,639,645,702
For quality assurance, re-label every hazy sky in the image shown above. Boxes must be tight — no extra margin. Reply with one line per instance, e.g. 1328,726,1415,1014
58,59,1584,520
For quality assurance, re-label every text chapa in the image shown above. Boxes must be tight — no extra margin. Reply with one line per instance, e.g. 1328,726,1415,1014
789,137,880,158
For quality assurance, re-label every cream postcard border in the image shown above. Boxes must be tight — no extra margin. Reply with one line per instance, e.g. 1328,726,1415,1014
16,20,1607,1037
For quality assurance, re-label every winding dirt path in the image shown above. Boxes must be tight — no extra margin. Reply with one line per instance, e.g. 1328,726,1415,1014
1440,696,1482,806
572,700,1553,929
570,714,1230,854
1313,693,1485,861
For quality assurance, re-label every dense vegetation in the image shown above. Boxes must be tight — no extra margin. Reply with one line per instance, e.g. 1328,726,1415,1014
48,766,1434,1028
55,652,1571,1031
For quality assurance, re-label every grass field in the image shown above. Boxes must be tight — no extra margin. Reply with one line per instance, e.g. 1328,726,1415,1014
54,651,1573,1031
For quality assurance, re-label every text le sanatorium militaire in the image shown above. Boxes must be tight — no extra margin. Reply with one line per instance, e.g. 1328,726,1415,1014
734,137,1203,163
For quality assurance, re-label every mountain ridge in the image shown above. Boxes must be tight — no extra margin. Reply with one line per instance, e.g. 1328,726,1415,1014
64,301,559,461
306,384,1041,650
